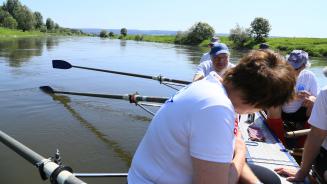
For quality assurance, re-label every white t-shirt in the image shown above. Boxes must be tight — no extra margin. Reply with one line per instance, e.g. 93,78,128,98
200,52,211,63
128,72,236,184
308,86,327,150
282,69,319,113
195,59,235,77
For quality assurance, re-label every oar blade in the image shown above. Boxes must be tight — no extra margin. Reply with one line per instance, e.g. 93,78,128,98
39,86,55,94
52,60,72,69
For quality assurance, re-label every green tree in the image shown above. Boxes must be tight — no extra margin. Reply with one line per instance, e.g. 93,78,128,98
2,15,17,28
109,31,114,37
229,24,252,48
2,0,21,16
100,30,108,38
185,22,215,45
14,5,35,31
46,18,54,30
0,8,11,23
54,23,59,29
250,17,271,42
174,31,187,44
34,11,43,29
120,27,127,37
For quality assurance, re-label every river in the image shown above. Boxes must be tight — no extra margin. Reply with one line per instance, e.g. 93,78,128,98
0,37,326,184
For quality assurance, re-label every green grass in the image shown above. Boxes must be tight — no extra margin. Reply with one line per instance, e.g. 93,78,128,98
121,35,327,58
0,27,43,39
265,37,327,57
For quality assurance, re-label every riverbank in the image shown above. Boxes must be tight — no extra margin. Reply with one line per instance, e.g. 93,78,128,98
0,27,44,39
118,34,327,58
0,27,91,41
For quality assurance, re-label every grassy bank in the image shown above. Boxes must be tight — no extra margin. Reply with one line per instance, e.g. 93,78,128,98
0,27,44,39
265,37,327,57
118,34,327,58
0,27,91,40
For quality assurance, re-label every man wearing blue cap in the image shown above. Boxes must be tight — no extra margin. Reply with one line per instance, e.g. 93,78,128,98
199,37,220,63
193,43,235,82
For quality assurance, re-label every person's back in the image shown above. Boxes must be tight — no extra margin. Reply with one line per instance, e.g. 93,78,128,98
128,72,235,184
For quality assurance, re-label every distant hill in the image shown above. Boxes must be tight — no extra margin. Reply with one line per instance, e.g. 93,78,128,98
81,28,229,37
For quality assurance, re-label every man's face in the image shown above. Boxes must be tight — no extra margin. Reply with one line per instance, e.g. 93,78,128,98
212,53,229,72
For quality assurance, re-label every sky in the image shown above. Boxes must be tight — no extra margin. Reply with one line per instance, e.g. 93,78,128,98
1,0,327,38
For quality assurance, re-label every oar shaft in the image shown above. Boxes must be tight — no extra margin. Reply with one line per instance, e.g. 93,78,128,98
73,65,190,85
134,95,168,103
74,173,128,177
73,65,154,80
0,130,86,184
53,90,129,101
52,90,168,104
285,129,310,138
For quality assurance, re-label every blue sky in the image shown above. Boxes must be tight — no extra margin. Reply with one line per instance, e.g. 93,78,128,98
2,0,326,38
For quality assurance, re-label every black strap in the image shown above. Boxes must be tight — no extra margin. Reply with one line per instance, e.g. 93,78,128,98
37,162,48,180
50,165,73,184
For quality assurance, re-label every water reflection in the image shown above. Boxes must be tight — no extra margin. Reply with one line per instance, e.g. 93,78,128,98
120,39,127,48
0,37,59,67
47,94,133,166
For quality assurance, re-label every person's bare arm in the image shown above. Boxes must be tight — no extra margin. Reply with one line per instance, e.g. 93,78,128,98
275,126,327,182
193,73,204,82
238,164,260,184
192,137,247,184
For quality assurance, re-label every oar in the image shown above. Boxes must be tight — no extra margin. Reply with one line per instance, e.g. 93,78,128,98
0,130,86,184
40,86,168,104
52,60,191,85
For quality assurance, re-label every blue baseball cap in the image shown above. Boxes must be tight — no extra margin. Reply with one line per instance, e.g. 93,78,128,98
209,43,229,57
286,50,309,69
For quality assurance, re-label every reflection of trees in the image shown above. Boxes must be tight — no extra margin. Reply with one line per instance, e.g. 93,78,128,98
120,39,126,48
173,45,204,65
0,37,60,67
48,94,132,167
46,37,59,50
0,37,43,67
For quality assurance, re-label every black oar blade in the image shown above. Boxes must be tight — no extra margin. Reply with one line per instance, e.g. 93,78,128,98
39,86,55,94
52,60,72,69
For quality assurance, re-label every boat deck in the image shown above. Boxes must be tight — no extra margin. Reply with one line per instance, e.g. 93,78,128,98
239,113,300,184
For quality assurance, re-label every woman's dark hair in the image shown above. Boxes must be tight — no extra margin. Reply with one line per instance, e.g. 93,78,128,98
223,50,296,109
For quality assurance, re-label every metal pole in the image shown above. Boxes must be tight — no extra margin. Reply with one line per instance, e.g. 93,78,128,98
0,130,87,184
74,173,128,177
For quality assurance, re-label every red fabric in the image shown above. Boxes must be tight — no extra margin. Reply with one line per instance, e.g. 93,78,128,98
266,118,285,144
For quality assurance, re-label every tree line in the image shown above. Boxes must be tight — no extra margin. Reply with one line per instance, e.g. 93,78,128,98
99,17,271,48
0,0,85,35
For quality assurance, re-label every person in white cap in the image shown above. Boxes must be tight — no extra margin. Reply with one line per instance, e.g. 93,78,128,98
199,37,220,63
266,50,319,147
275,66,327,183
193,42,235,82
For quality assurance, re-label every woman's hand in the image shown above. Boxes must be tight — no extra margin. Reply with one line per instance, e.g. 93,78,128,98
274,167,306,182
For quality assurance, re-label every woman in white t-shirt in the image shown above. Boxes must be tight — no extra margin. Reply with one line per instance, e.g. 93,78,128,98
266,50,319,147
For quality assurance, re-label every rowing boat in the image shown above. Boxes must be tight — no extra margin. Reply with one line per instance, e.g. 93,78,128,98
239,113,299,184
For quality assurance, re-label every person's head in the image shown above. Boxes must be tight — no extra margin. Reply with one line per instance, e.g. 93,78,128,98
223,50,296,114
286,50,310,72
259,43,269,50
208,37,220,48
210,43,230,72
